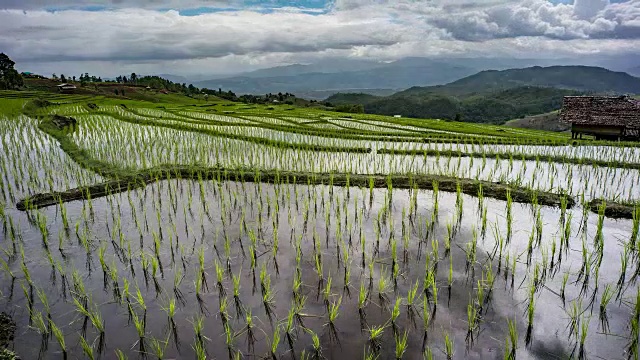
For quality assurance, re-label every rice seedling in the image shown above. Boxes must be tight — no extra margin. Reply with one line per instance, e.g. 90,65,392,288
367,324,385,354
149,335,169,360
390,297,402,335
79,335,95,360
269,325,281,360
232,270,244,317
218,296,231,328
395,330,409,360
130,305,147,353
599,283,614,332
406,280,419,325
115,349,127,360
526,282,535,346
466,302,479,344
577,315,589,360
326,296,342,342
505,318,517,360
29,310,49,352
378,265,390,308
443,331,454,360
49,318,66,358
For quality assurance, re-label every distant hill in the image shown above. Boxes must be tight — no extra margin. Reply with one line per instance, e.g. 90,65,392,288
396,66,640,97
195,57,565,98
196,62,478,98
326,66,640,123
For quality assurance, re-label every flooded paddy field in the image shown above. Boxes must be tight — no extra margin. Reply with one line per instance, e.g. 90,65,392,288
0,93,638,359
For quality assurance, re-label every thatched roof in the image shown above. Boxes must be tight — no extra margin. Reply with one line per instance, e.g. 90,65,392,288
559,96,640,129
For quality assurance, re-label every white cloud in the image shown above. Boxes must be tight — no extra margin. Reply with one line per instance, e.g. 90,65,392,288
1,0,638,77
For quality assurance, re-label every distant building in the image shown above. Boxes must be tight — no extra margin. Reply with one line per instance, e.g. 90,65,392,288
560,96,640,140
394,115,402,118
56,83,77,93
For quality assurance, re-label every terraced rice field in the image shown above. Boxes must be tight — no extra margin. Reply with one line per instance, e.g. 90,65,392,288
0,91,639,359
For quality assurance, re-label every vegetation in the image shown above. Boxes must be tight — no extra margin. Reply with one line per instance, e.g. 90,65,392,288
0,75,638,359
0,54,23,90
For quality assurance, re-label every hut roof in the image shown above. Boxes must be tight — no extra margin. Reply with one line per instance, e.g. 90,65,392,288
559,96,640,129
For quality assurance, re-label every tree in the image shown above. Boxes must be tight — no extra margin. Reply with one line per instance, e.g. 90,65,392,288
72,76,76,82
60,74,66,83
130,73,137,84
0,53,23,90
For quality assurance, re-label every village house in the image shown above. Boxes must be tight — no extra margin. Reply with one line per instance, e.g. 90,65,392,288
56,83,77,93
560,96,640,141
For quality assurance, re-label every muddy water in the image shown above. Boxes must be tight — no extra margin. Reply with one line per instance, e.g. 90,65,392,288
0,179,636,359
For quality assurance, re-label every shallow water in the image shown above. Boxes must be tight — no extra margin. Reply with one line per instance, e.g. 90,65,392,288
1,179,636,359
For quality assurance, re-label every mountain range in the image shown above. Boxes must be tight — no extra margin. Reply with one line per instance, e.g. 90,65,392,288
191,56,640,99
194,57,576,98
325,66,640,123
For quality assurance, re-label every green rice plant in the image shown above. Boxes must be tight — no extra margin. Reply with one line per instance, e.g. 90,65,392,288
378,265,390,307
80,335,95,360
600,284,614,332
505,189,513,241
307,329,323,359
49,318,66,356
631,204,640,248
326,296,342,341
269,325,281,360
215,259,226,298
323,275,333,308
115,349,127,360
192,314,207,347
466,303,478,343
368,324,385,353
506,318,518,360
567,299,582,341
173,269,185,305
616,244,629,298
262,275,275,322
395,330,408,359
219,296,230,327
30,310,49,348
284,304,297,351
391,297,402,334
560,272,569,305
481,206,488,238
526,282,535,346
432,181,439,217
444,222,452,256
627,286,640,359
443,331,454,360
448,256,453,288
578,315,589,359
423,346,433,360
149,335,168,360
224,323,236,359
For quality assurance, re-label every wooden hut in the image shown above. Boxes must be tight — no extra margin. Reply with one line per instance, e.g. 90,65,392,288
559,96,640,140
56,83,77,93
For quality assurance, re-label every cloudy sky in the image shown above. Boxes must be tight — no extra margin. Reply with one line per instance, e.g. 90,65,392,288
1,0,639,78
